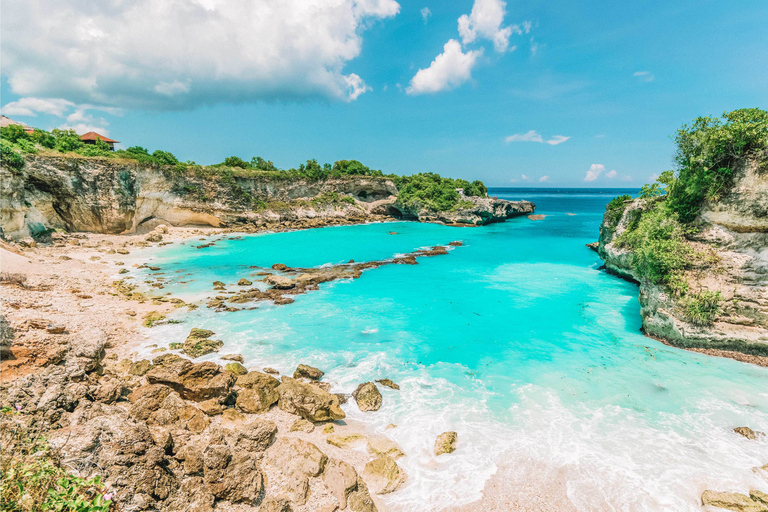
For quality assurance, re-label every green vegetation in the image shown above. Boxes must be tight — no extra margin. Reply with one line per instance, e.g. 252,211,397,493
392,173,487,211
0,423,112,512
606,108,768,325
1,125,489,211
311,192,357,208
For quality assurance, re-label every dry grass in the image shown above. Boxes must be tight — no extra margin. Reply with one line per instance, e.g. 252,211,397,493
0,272,27,287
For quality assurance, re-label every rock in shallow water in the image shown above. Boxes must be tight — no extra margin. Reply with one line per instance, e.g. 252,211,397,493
362,455,407,494
276,377,345,421
434,431,457,456
701,490,767,512
293,363,324,380
734,426,766,440
352,382,382,412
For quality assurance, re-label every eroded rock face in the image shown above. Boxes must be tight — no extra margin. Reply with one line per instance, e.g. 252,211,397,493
352,382,382,412
146,360,236,401
0,314,14,356
293,363,324,380
701,490,768,512
323,458,358,509
435,431,457,456
276,377,345,421
392,188,535,226
596,153,768,357
182,328,224,358
362,455,407,495
235,371,280,413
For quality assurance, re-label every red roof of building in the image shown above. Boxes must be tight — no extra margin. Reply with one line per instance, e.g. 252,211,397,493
80,131,119,143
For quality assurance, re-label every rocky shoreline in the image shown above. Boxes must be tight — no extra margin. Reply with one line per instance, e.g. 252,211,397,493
0,225,465,512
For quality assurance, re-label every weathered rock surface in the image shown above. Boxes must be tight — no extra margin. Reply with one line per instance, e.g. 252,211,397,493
293,363,324,380
327,433,367,449
701,490,768,512
323,458,358,509
734,426,766,440
235,371,280,413
596,153,768,357
367,436,405,459
0,314,14,356
435,431,457,455
277,377,345,421
182,328,224,358
362,455,407,494
146,360,236,401
352,382,382,412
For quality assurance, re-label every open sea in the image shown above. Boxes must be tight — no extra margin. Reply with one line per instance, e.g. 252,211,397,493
128,188,768,511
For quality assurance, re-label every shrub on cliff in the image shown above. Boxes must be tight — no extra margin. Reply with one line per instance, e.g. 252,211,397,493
666,108,768,222
1,140,25,171
393,173,487,212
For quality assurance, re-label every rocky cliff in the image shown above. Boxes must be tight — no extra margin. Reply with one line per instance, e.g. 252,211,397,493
0,155,534,240
597,155,768,357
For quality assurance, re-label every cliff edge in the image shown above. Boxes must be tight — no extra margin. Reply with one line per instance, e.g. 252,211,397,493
0,155,535,241
597,153,768,356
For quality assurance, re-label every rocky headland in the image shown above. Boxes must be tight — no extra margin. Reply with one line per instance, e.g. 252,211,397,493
0,154,534,242
596,152,768,363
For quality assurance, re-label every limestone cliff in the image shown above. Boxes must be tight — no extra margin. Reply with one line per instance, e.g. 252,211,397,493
597,155,768,356
0,155,534,240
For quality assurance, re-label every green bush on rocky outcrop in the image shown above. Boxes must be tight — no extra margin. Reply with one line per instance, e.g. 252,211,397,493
605,108,768,324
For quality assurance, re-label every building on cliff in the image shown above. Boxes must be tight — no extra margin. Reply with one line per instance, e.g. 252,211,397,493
1,115,34,133
80,131,119,150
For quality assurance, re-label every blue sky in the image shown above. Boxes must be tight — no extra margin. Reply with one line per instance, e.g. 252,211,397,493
1,0,766,187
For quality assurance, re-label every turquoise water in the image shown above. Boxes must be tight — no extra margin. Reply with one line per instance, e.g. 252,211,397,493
130,188,768,511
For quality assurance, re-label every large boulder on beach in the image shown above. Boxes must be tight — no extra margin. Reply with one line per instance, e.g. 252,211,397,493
182,328,223,358
293,364,324,380
701,490,767,512
435,431,457,456
362,455,406,494
235,371,280,413
265,437,328,477
146,360,235,401
323,458,358,509
276,377,345,421
66,327,108,374
264,275,294,289
352,382,382,412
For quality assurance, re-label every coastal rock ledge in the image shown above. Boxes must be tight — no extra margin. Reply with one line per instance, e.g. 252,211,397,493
0,155,535,240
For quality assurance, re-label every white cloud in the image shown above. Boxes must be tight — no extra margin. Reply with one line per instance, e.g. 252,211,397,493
0,0,400,109
539,175,549,182
605,169,617,178
458,0,514,53
506,130,543,143
421,7,432,23
521,174,528,180
546,135,569,145
505,130,569,145
649,173,659,181
584,164,605,182
634,71,654,82
406,40,482,95
1,97,74,117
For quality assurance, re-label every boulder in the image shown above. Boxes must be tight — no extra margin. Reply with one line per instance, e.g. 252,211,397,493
145,232,163,242
323,458,358,509
237,278,252,286
734,427,766,440
352,382,382,412
235,371,280,413
67,327,108,373
128,359,152,375
293,364,324,380
234,420,278,452
276,378,345,421
271,263,289,271
367,436,405,459
224,362,248,375
289,418,315,433
751,490,768,507
327,433,367,450
362,456,406,495
347,477,378,512
265,437,328,477
435,431,457,456
701,490,767,512
146,360,236,401
221,354,244,363
375,379,400,390
199,398,224,416
265,275,295,289
203,447,264,504
182,328,223,358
